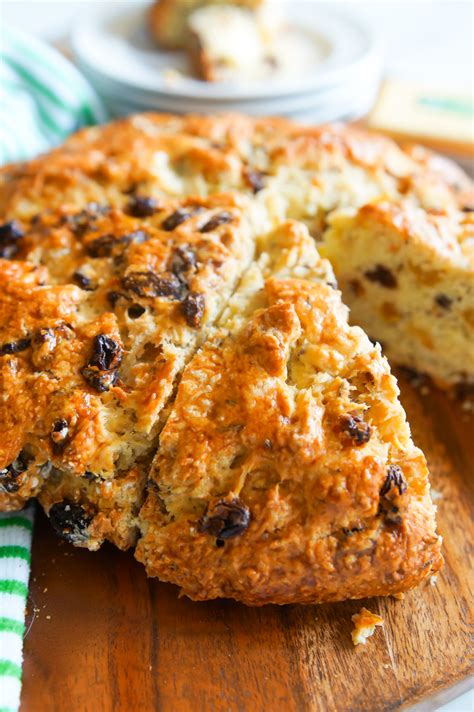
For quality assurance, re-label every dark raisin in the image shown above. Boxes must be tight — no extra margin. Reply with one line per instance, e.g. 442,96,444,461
81,334,122,392
171,245,197,276
106,290,127,307
72,271,95,291
89,334,122,371
180,292,205,327
341,414,371,445
0,220,24,258
216,539,225,548
435,294,452,309
161,208,192,231
0,455,28,493
127,304,146,319
244,169,266,194
85,233,116,257
0,338,31,355
342,526,363,537
199,211,233,233
462,205,474,212
65,203,109,236
86,230,146,258
122,271,184,300
364,265,398,288
48,500,93,544
199,498,250,540
83,471,102,482
380,464,407,497
51,419,69,445
127,195,158,217
85,228,147,256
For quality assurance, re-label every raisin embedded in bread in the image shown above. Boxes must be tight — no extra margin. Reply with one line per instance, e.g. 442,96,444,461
0,195,255,548
323,202,474,387
136,220,442,604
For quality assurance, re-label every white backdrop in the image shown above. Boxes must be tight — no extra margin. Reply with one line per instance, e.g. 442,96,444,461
1,0,473,90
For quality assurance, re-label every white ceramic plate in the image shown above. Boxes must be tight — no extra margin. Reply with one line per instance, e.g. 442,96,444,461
72,1,381,103
80,57,381,116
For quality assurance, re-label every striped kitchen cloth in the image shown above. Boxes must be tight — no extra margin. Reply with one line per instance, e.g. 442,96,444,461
0,508,34,712
0,26,107,165
0,26,105,712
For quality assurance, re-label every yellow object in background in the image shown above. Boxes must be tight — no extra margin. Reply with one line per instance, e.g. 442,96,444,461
367,78,474,160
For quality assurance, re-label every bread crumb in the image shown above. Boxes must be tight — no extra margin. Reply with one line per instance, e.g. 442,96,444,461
351,607,384,646
392,592,404,600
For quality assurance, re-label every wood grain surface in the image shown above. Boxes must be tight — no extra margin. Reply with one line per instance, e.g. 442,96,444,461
20,373,474,712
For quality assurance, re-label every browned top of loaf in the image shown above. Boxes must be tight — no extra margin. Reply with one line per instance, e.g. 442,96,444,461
136,220,442,604
1,114,472,224
0,193,253,508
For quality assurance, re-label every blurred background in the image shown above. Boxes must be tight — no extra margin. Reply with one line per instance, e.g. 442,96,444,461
2,0,472,89
1,0,472,170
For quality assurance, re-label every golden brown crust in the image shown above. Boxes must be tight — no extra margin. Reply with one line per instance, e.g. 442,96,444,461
0,113,451,605
1,114,470,225
136,222,442,604
0,194,255,546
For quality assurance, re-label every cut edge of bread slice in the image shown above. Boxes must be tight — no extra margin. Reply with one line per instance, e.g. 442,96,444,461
322,201,474,388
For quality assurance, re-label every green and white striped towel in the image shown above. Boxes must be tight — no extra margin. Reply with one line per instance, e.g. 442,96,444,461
0,508,34,712
0,26,107,164
0,25,105,711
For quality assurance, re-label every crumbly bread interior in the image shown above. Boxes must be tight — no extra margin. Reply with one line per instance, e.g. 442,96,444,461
137,220,442,603
323,203,474,387
188,4,281,82
148,0,264,49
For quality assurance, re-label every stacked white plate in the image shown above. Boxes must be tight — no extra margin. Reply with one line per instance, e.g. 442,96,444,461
72,1,383,122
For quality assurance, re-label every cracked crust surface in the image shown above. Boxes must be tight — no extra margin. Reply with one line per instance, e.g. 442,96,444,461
0,194,255,548
136,221,442,604
1,114,471,228
0,113,456,604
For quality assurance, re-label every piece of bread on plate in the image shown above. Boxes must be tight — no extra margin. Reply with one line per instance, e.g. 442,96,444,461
136,220,442,604
188,4,280,82
148,0,263,49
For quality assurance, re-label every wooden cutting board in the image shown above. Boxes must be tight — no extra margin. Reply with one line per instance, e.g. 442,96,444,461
20,373,474,712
